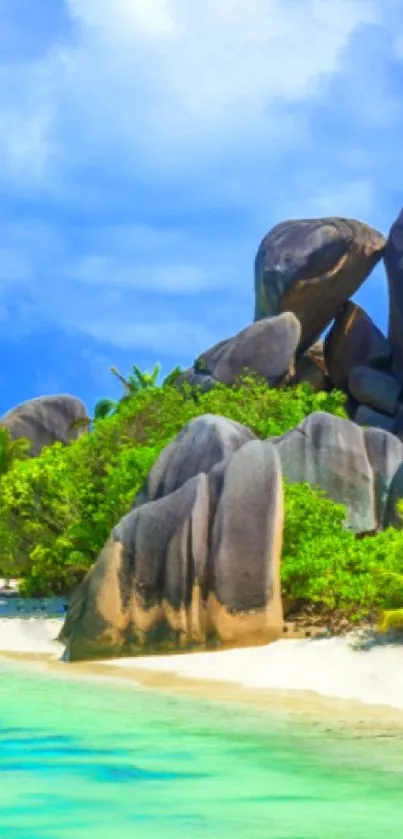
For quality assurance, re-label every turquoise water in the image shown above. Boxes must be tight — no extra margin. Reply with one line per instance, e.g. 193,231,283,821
1,661,403,838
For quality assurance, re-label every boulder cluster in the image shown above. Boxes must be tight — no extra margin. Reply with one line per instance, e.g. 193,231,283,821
60,410,403,661
179,211,403,438
5,207,403,662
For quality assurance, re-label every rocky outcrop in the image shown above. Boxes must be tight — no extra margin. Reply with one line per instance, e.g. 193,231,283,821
272,412,376,532
348,366,401,417
254,217,386,355
60,409,403,660
0,395,89,456
165,213,403,438
60,438,284,661
324,301,391,393
271,412,403,532
140,413,256,504
363,427,403,528
354,405,395,434
176,313,301,393
384,208,403,386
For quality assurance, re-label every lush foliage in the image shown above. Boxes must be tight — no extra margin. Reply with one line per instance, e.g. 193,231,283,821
282,482,403,621
3,361,403,625
0,427,32,476
0,372,348,595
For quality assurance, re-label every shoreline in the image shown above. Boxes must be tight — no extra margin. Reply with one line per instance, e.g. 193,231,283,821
3,648,403,739
2,614,403,737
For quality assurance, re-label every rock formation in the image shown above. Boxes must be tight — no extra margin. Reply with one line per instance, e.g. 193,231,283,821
254,217,385,354
0,395,89,457
324,301,391,393
177,312,301,392
10,208,403,662
60,411,403,660
60,435,284,661
169,211,403,438
384,208,403,385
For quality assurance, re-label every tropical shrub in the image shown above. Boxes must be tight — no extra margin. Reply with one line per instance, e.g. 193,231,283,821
0,369,350,595
282,482,403,622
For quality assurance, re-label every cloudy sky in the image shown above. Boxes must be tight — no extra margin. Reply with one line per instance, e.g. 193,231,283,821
0,0,402,414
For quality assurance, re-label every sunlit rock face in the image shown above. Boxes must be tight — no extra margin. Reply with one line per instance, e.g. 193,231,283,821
59,435,284,661
254,217,386,355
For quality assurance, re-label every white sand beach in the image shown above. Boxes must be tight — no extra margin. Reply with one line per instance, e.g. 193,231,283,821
2,611,403,714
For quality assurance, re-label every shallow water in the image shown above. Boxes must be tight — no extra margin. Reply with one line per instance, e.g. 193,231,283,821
1,661,403,839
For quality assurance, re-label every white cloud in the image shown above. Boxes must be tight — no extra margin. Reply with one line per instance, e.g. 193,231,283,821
73,318,216,356
280,179,378,222
72,257,228,293
0,0,400,357
0,0,384,184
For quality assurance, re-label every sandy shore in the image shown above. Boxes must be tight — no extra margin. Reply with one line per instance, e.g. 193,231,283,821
2,611,403,736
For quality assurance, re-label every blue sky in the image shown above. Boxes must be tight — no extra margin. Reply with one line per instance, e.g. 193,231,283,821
1,0,403,415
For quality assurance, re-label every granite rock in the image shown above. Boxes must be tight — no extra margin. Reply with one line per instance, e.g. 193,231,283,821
324,301,391,393
193,313,301,387
254,217,385,355
354,404,395,433
60,440,284,661
272,411,376,532
348,366,401,417
384,207,403,385
0,394,89,457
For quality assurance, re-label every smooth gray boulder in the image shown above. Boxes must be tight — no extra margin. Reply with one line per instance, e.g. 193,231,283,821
138,414,256,505
384,208,403,385
60,440,284,661
193,313,301,387
324,301,391,393
272,411,376,532
255,217,385,355
0,394,89,456
363,427,403,528
354,404,395,433
348,366,401,417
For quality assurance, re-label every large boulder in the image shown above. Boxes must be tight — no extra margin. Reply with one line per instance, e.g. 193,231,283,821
137,414,256,506
272,411,387,532
384,208,403,386
324,301,391,393
59,440,284,661
348,366,401,417
0,395,89,456
363,427,403,529
354,404,395,433
255,217,386,355
191,313,301,387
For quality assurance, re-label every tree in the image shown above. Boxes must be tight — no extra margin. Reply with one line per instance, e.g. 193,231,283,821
110,363,161,395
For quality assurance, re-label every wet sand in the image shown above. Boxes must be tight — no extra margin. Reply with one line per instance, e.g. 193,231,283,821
2,647,403,741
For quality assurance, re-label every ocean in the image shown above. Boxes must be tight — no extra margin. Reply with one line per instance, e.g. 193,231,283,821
1,659,403,839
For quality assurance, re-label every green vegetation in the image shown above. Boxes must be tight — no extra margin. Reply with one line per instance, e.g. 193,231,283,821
282,483,403,624
0,427,32,477
0,365,403,633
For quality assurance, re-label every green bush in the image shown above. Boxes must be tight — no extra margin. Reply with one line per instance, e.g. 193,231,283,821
0,371,349,596
282,482,403,621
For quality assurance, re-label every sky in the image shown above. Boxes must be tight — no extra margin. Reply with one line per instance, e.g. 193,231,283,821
0,0,403,415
